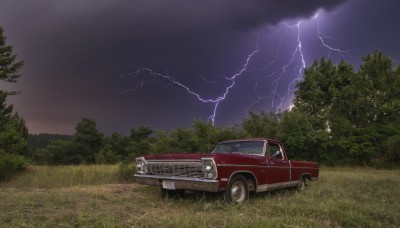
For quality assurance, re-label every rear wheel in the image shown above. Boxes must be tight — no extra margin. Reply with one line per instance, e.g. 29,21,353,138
224,175,248,204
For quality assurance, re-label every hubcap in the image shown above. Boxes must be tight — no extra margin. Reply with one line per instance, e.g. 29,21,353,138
231,182,245,202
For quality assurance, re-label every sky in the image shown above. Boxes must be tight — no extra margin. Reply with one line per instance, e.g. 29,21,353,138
1,0,400,135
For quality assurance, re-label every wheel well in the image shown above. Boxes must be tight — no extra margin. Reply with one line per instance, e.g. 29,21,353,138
301,173,311,181
230,172,257,192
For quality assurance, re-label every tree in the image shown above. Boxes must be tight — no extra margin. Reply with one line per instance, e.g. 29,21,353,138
242,111,280,138
129,126,153,142
0,92,13,128
0,28,28,155
95,132,129,164
150,130,173,154
193,119,218,152
73,118,103,164
33,140,73,165
0,27,27,180
0,27,25,137
127,126,154,157
0,27,24,93
278,111,322,161
0,113,28,155
293,52,400,165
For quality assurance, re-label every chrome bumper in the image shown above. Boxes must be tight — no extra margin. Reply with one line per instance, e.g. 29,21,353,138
134,174,220,192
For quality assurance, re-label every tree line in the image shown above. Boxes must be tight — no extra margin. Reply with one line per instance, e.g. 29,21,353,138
1,24,399,181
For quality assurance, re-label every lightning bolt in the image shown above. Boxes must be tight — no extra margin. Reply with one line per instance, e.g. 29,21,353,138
248,21,306,113
125,36,259,125
313,12,350,58
124,9,351,126
249,9,351,113
272,21,306,111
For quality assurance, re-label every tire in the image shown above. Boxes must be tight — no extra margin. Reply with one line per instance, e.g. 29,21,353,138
224,175,249,204
160,188,185,199
297,177,306,191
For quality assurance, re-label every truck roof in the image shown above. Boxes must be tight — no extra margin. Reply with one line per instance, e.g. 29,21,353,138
219,138,281,144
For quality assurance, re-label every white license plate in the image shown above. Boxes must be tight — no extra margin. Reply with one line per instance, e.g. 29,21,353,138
162,180,175,190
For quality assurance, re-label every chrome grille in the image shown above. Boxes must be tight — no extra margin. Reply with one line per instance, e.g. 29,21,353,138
146,160,203,178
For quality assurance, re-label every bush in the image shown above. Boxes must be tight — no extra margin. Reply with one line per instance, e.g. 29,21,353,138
0,152,27,181
118,161,136,182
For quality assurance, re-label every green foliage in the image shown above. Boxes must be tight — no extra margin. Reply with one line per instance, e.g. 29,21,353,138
0,152,27,181
0,27,24,91
32,140,75,165
127,126,154,157
278,111,321,160
243,111,280,138
0,94,27,159
117,161,136,182
129,126,153,142
95,144,120,164
28,134,73,153
124,122,242,156
169,127,199,152
95,132,129,164
193,119,217,152
292,51,400,165
150,130,174,154
376,135,400,167
73,118,104,164
0,92,12,127
0,27,28,180
0,114,28,155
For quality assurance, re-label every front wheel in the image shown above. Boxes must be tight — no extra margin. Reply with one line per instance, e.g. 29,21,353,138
224,175,248,204
297,177,307,191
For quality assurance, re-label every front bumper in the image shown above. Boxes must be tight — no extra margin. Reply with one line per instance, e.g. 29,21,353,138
134,174,220,192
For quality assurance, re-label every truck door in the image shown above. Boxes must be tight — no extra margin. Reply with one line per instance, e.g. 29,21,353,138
267,141,290,185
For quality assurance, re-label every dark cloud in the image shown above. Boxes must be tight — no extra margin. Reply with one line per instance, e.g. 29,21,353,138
2,0,348,66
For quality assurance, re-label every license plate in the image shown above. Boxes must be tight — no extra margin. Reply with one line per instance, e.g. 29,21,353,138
162,180,175,190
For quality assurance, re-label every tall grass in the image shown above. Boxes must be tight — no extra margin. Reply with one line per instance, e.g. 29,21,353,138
0,165,120,188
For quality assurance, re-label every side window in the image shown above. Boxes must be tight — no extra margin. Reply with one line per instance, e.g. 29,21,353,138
269,142,283,160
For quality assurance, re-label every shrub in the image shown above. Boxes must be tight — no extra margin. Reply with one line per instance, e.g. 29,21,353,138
0,152,27,181
118,161,136,182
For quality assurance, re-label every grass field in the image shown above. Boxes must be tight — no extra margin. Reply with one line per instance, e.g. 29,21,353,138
0,166,399,227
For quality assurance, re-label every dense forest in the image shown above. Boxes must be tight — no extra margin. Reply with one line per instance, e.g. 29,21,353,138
1,25,400,180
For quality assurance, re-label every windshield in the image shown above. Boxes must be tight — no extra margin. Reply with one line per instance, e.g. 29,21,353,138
212,141,265,155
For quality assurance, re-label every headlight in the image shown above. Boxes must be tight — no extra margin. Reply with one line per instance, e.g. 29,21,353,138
201,158,217,179
136,157,147,174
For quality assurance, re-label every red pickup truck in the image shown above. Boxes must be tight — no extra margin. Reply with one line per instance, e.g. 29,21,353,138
134,138,319,203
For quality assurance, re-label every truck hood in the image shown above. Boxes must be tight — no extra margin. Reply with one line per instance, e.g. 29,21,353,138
143,153,209,161
143,153,262,164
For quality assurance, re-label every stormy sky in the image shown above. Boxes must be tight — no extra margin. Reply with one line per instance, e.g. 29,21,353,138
1,0,399,135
